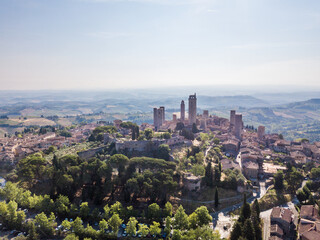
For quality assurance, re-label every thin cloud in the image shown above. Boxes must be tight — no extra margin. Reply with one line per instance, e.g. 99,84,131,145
77,0,213,6
230,42,320,50
87,31,133,39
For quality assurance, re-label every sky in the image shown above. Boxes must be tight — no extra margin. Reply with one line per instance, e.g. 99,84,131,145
0,0,320,90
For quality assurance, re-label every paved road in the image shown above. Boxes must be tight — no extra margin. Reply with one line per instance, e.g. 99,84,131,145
211,179,269,238
260,208,272,240
236,152,242,169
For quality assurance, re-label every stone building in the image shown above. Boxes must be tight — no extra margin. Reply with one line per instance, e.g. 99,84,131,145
230,110,236,126
235,114,243,139
270,207,294,238
153,106,165,130
188,93,197,125
258,126,265,140
299,205,320,240
203,110,209,118
180,100,185,121
172,114,177,122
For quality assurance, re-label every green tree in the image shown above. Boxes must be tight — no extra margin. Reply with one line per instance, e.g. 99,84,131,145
34,212,55,237
183,226,220,240
99,219,108,233
108,213,123,236
164,216,172,236
214,166,221,184
303,185,311,199
175,122,184,131
157,144,171,161
6,200,18,228
72,217,84,236
188,212,198,229
148,203,161,222
286,168,303,194
79,202,90,220
195,152,204,164
110,201,123,216
174,205,189,230
17,153,47,184
149,221,161,236
204,162,213,187
55,195,70,217
310,167,320,179
163,202,173,217
138,224,149,237
195,206,212,227
103,204,110,219
172,230,182,240
127,217,138,236
110,154,129,179
214,187,219,208
297,189,307,203
213,138,220,145
240,194,251,222
162,132,172,139
61,220,72,230
243,219,255,240
274,171,284,190
27,221,39,240
192,123,198,133
64,233,79,240
230,221,242,240
144,128,154,140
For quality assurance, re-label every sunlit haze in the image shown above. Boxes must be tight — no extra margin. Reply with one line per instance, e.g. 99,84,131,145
1,0,320,90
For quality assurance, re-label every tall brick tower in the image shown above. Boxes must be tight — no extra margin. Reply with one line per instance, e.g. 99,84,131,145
235,114,243,139
188,93,197,125
230,110,236,126
180,100,185,121
258,126,265,140
153,106,165,131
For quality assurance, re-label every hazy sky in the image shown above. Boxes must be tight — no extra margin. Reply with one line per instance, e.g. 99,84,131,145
0,0,320,90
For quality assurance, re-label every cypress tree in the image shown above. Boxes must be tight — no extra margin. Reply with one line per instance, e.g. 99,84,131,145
240,194,251,222
214,166,221,184
252,199,260,222
230,221,242,240
204,162,213,187
215,187,219,208
27,221,39,240
243,219,255,240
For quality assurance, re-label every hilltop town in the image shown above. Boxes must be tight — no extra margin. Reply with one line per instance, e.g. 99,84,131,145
0,94,320,240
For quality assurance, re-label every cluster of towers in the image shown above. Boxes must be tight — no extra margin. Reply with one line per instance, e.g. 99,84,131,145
188,94,197,125
153,106,165,130
230,110,243,139
153,93,198,131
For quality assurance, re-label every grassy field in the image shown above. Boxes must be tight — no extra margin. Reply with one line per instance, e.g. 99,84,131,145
258,188,292,211
44,142,101,162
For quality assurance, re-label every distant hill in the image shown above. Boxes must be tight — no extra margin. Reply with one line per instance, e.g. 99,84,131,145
282,98,320,111
198,95,268,109
241,98,320,142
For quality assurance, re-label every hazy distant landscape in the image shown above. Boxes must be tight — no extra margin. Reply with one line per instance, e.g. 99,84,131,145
1,88,320,141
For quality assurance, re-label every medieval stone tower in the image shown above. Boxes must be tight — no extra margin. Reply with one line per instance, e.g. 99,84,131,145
153,106,165,130
230,110,236,126
180,100,185,121
188,93,197,125
234,114,243,139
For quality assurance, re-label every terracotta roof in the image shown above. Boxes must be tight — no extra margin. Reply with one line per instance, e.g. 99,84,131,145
270,223,284,236
271,207,292,223
243,161,259,169
301,230,320,240
268,236,282,240
301,205,320,220
299,222,314,235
